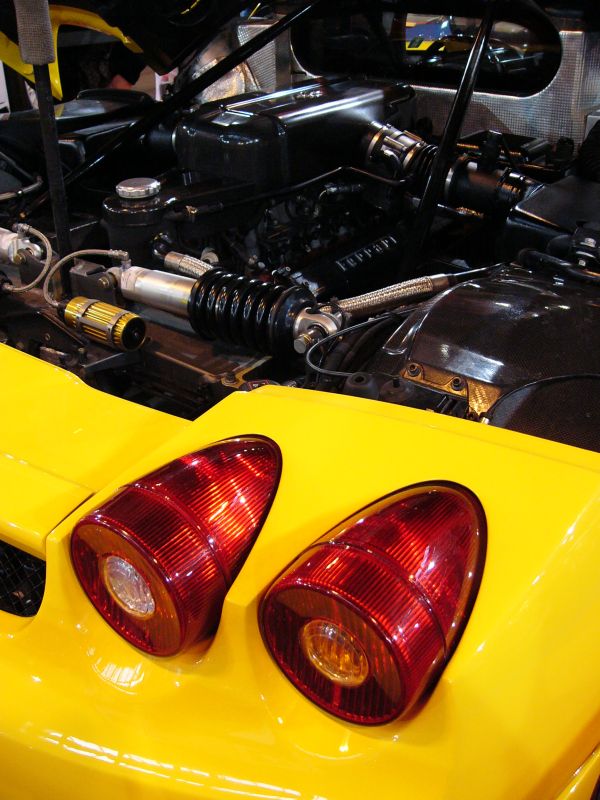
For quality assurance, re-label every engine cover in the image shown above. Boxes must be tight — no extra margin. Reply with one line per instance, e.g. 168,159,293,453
174,78,414,191
375,266,600,423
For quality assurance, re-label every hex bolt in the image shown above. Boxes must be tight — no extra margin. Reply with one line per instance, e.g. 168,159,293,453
451,376,465,391
407,362,421,377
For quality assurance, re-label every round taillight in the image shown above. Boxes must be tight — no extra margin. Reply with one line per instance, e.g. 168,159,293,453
260,484,486,724
72,437,280,656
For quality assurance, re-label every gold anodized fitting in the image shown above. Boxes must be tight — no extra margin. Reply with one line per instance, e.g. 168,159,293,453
63,297,146,351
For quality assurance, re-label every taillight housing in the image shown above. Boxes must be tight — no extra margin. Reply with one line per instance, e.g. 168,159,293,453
260,484,485,725
72,437,280,656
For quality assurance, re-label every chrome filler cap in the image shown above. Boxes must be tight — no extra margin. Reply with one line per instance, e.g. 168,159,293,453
116,177,161,200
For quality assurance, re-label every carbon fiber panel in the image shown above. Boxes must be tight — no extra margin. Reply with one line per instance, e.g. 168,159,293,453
414,31,600,144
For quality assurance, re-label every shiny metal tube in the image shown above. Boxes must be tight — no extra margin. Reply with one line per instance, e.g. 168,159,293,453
163,251,214,280
321,275,451,316
119,267,196,317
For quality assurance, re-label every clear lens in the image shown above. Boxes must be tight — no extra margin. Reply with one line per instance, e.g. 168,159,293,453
301,619,369,687
102,555,156,618
72,438,281,655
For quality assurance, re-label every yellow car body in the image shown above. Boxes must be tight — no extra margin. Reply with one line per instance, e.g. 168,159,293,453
0,5,140,100
0,4,432,102
1,342,599,799
0,7,598,795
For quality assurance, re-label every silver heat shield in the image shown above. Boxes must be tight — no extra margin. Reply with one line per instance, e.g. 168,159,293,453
236,20,292,93
414,29,600,145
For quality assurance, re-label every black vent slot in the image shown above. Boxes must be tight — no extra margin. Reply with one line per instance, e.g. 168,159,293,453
0,539,46,617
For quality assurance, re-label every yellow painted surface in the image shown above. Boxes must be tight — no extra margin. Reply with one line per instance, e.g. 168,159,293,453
555,748,600,799
0,349,598,799
0,343,185,555
0,452,89,556
0,5,140,100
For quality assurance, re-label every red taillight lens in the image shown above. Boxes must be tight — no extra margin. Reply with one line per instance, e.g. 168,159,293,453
260,484,485,724
72,437,280,656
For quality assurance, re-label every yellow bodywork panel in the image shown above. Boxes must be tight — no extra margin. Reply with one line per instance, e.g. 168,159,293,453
0,453,89,557
0,346,598,799
555,748,600,800
0,344,185,555
0,5,141,100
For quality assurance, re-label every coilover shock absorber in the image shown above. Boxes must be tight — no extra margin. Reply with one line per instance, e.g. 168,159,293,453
118,265,327,356
187,270,315,353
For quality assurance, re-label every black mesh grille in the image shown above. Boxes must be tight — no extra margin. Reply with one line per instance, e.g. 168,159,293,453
0,539,46,617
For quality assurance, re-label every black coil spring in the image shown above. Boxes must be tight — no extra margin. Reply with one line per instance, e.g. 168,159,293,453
188,270,312,354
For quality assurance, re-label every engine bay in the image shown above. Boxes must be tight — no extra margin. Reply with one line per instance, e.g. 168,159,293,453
1,3,600,453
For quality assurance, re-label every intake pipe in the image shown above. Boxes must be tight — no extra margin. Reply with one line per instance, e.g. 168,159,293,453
365,123,533,217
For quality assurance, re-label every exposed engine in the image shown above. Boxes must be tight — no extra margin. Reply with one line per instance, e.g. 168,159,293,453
1,22,600,452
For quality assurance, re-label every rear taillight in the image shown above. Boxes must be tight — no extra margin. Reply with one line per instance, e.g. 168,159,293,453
72,437,280,656
260,484,485,724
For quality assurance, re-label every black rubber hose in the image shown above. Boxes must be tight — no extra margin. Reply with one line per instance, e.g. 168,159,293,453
546,234,572,258
519,248,573,272
404,0,501,271
519,247,600,284
338,316,397,373
578,120,600,182
26,0,325,214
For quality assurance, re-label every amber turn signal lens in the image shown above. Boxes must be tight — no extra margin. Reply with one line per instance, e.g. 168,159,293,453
260,484,486,724
301,620,369,687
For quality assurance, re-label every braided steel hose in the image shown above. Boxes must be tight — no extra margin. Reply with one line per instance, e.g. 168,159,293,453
163,251,214,280
321,274,451,316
